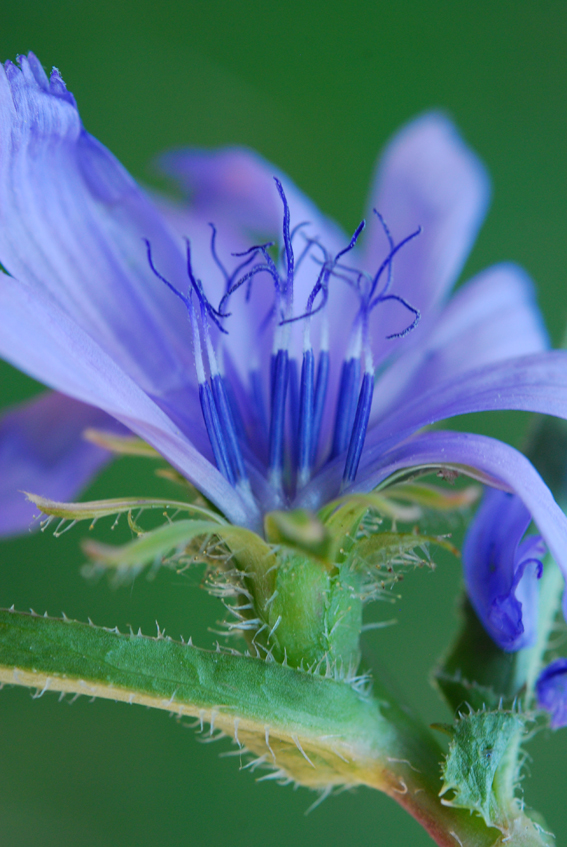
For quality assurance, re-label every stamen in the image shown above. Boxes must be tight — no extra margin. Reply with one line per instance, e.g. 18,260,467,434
221,361,248,445
268,348,289,489
232,241,276,259
364,220,422,339
288,358,300,463
297,346,314,487
147,191,422,497
199,381,234,483
343,371,374,485
286,256,331,323
372,210,394,298
330,354,361,460
291,234,320,281
280,221,365,328
187,291,207,385
341,285,375,484
290,221,311,241
144,238,190,307
208,223,229,285
184,239,227,334
219,244,277,315
310,348,329,466
187,300,233,483
211,374,248,483
200,308,249,486
335,219,366,262
289,222,314,274
146,241,239,482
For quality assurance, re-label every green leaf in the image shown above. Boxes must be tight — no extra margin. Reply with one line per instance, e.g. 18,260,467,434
26,493,226,528
439,709,526,832
354,530,458,570
0,608,391,790
83,519,224,575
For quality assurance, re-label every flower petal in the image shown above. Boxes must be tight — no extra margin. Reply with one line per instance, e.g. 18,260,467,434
372,263,549,420
0,392,117,536
363,113,490,351
536,659,567,728
367,351,567,456
0,279,260,528
160,146,345,246
463,489,544,651
0,54,206,412
0,55,270,482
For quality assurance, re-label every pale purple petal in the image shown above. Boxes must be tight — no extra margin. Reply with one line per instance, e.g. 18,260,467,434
160,147,284,236
362,113,490,356
0,55,206,410
366,351,567,457
160,146,345,246
0,280,260,528
0,392,119,536
463,489,545,651
371,263,549,420
0,57,283,493
536,659,567,728
0,55,266,486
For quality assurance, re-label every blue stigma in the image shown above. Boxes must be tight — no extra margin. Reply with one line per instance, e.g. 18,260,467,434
146,182,421,501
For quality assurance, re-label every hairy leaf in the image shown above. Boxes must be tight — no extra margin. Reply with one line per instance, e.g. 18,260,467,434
440,710,525,831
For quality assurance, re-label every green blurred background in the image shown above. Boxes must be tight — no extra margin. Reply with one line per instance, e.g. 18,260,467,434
1,1,567,844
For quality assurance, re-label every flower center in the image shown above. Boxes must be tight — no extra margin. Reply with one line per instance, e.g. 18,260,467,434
146,181,420,503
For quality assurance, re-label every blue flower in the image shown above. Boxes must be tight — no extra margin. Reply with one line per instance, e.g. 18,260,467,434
536,659,567,728
1,52,567,592
463,488,546,651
